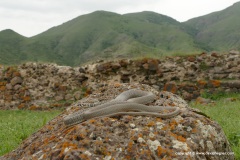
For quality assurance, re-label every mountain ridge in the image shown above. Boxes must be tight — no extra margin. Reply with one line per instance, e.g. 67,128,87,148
1,2,240,66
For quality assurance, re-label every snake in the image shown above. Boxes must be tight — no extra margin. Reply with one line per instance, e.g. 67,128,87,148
64,89,180,126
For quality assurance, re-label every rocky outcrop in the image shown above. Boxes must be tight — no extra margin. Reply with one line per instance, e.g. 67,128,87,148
82,52,240,100
0,52,239,110
0,63,89,110
1,83,234,160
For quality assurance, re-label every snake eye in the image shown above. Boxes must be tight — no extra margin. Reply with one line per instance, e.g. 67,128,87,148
160,94,164,98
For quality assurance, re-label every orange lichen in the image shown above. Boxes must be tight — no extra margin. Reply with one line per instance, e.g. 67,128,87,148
211,80,221,87
0,86,6,91
197,80,207,87
177,136,186,142
13,71,21,77
191,128,198,133
147,121,155,127
45,125,52,130
156,118,162,122
22,96,31,101
161,125,168,131
80,154,90,160
163,83,177,94
169,120,178,130
29,105,37,110
84,88,92,97
157,146,167,157
138,133,143,138
113,82,122,88
0,81,7,86
89,119,96,124
18,103,25,109
95,140,103,146
169,132,178,139
62,142,77,149
127,141,134,152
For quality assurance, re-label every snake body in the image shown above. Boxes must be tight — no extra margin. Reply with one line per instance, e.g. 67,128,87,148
64,89,180,126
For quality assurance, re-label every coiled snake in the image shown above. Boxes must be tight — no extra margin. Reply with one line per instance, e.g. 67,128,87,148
64,89,180,126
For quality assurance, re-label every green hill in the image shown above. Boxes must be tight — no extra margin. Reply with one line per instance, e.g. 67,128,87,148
0,29,27,64
0,11,199,66
1,1,240,66
184,1,240,51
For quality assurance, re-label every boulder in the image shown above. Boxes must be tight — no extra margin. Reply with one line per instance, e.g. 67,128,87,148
1,83,234,160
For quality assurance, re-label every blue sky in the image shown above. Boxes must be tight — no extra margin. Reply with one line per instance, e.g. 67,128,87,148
0,0,239,37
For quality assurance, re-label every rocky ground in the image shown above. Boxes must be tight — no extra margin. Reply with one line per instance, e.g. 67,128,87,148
0,83,234,160
0,52,239,110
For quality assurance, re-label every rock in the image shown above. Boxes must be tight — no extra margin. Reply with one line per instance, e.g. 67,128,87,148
5,83,12,90
0,86,6,91
224,97,237,102
187,56,196,62
195,97,212,105
74,91,82,100
55,95,64,101
65,94,73,100
78,67,86,73
163,82,177,94
10,76,23,86
1,83,234,160
13,84,22,90
1,52,240,110
229,50,239,55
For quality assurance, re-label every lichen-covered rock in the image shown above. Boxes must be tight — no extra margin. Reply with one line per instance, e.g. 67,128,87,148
1,83,234,160
0,52,240,110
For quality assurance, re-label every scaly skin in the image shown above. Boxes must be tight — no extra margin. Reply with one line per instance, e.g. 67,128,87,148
64,89,180,126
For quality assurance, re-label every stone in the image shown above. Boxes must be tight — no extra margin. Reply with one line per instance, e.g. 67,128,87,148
187,56,196,62
10,76,23,86
0,86,6,91
55,95,64,101
13,84,22,90
1,83,234,160
5,83,12,90
74,91,82,100
195,97,212,105
65,94,73,100
229,50,239,55
163,82,177,94
1,52,240,111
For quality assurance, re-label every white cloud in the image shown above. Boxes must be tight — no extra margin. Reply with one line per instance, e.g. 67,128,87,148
0,0,239,37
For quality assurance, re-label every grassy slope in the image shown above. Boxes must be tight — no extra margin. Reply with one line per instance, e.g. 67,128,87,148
1,11,200,66
0,110,61,156
184,1,240,51
190,93,240,159
0,29,27,64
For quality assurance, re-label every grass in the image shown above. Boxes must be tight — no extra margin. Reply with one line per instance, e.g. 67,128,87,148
0,110,61,156
190,93,240,159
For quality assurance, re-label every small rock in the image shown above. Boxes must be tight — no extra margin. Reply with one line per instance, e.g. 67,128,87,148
137,137,145,143
129,123,136,128
55,95,64,101
195,97,212,105
10,76,23,86
147,140,161,151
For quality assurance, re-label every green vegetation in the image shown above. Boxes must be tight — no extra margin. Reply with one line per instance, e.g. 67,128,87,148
0,110,61,156
184,1,240,51
1,1,240,66
190,93,240,159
